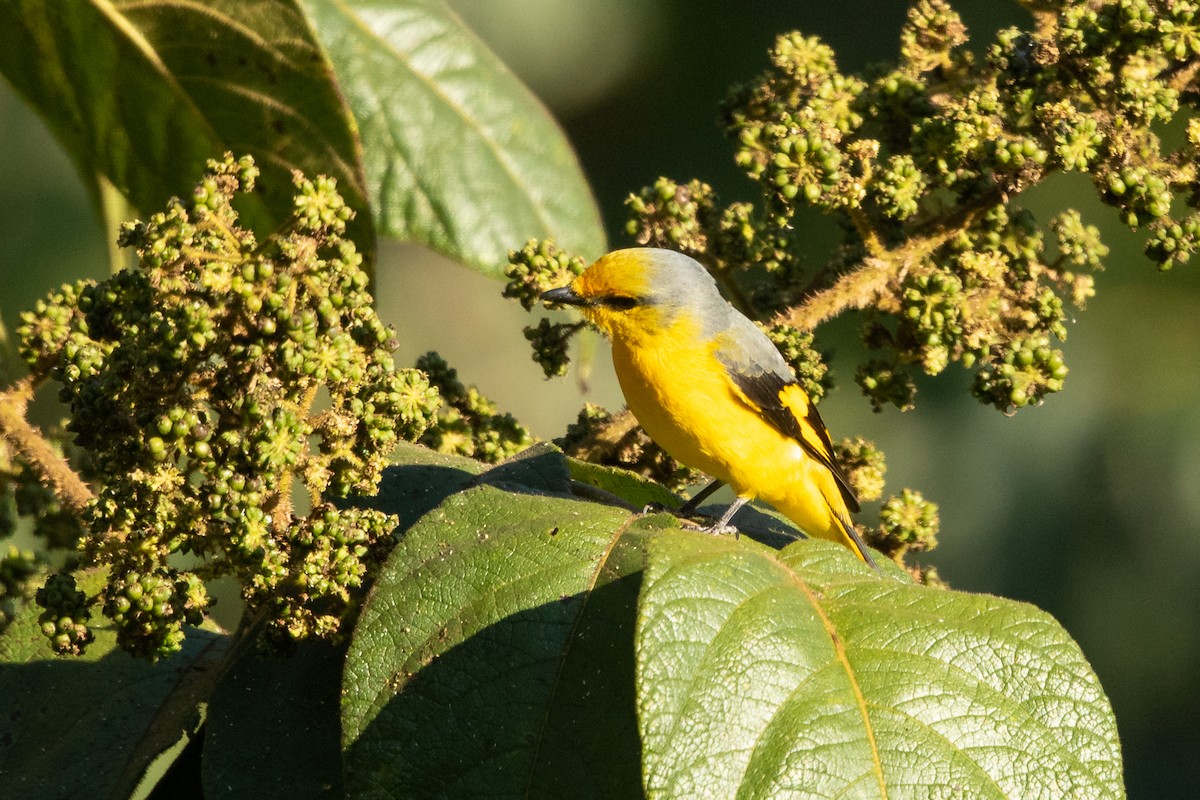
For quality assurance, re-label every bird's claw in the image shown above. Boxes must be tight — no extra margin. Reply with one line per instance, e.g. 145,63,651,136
680,520,741,538
642,499,741,539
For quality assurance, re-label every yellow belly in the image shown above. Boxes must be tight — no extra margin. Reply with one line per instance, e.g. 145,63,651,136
611,335,847,543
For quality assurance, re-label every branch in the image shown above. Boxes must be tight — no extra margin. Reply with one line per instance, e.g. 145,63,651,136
777,255,898,331
777,187,1005,331
267,380,321,534
1166,56,1200,95
0,376,95,517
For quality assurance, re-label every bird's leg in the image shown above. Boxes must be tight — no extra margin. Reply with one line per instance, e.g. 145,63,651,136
642,479,725,518
704,496,749,538
678,480,725,516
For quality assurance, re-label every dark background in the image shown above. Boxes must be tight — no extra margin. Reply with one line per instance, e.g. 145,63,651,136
1,2,1197,796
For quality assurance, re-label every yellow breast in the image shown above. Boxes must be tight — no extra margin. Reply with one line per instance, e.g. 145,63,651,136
610,316,847,541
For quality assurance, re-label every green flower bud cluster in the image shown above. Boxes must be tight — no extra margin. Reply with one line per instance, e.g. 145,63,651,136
292,173,354,234
905,84,1009,193
15,281,87,376
15,155,432,659
989,134,1050,176
523,317,583,378
899,270,965,376
834,437,887,503
1058,0,1193,123
1102,165,1173,227
0,544,39,632
1052,0,1200,266
624,179,765,275
855,201,1087,412
416,352,532,463
503,238,587,312
874,155,928,220
971,332,1068,410
505,239,588,378
725,31,869,222
762,324,831,402
1158,0,1200,59
1146,212,1200,269
555,403,698,492
1051,209,1109,273
867,488,940,562
855,358,917,413
625,178,718,256
0,543,38,587
248,503,394,643
34,572,93,656
899,0,969,75
103,568,206,660
1037,100,1104,173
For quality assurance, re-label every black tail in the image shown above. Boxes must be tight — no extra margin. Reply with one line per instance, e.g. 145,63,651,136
837,513,879,571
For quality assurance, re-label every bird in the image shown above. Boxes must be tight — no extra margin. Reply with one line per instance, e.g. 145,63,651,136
541,247,876,566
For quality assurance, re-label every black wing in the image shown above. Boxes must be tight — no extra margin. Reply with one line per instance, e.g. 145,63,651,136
727,368,861,514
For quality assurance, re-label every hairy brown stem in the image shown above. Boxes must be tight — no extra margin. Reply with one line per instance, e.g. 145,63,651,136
778,188,1004,330
847,207,886,259
1166,56,1200,95
0,376,95,517
265,380,322,534
777,255,899,331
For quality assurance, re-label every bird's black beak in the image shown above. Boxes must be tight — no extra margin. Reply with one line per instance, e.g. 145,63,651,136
541,286,586,306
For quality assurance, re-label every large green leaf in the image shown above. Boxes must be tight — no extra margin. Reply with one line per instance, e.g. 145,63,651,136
0,0,372,258
340,444,1122,798
202,640,346,800
567,457,684,512
0,571,229,800
345,440,487,533
636,534,1125,800
299,0,606,277
341,476,659,798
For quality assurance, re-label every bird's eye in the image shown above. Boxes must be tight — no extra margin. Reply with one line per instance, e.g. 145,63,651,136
600,295,638,310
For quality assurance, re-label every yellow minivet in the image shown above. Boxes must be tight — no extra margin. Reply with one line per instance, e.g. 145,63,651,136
543,248,875,567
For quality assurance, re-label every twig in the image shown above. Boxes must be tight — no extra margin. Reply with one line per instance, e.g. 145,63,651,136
0,375,95,516
777,254,899,331
778,187,1004,330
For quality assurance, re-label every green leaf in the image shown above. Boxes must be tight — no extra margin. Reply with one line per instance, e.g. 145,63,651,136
472,441,573,494
202,640,346,800
567,457,684,511
0,571,229,800
561,457,810,549
299,0,606,277
347,440,487,533
636,534,1125,799
350,442,573,535
0,0,373,257
342,484,662,799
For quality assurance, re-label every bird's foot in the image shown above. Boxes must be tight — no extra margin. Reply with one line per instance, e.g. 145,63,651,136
706,522,741,538
641,499,742,538
679,519,741,538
